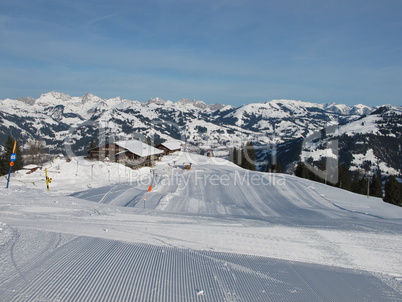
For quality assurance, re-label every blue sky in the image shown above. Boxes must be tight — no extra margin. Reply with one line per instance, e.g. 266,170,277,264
0,0,401,107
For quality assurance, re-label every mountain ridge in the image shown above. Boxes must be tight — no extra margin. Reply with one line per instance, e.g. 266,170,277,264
5,91,379,115
1,91,401,176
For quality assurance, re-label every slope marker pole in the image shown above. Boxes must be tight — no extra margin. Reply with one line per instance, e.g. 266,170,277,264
5,141,17,189
44,168,52,191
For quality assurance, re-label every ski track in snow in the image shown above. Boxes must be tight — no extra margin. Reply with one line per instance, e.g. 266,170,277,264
0,235,400,302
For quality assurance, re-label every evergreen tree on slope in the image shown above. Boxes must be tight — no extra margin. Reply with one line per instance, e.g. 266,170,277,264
384,176,401,206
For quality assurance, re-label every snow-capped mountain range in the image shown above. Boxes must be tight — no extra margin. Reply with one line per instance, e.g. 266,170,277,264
0,91,401,175
268,106,402,175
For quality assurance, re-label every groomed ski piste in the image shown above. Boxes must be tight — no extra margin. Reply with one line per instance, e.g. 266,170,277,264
0,152,402,301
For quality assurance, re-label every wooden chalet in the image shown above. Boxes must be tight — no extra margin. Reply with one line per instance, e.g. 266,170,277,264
88,140,164,168
156,141,183,155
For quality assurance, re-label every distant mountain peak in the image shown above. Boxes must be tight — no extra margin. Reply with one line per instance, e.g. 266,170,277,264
349,104,372,115
35,91,72,106
175,98,208,110
81,93,103,104
145,97,168,106
266,99,320,107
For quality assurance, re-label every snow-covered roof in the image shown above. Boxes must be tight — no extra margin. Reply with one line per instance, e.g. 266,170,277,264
160,140,183,151
115,140,164,157
23,164,40,169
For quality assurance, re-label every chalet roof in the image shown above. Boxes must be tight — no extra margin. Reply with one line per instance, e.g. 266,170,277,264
23,164,40,170
115,140,164,157
160,140,183,151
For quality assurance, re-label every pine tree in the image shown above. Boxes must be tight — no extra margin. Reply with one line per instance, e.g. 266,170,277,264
369,174,383,198
241,142,256,171
400,182,402,204
338,165,352,191
316,159,327,184
248,142,256,171
231,147,242,167
351,171,367,195
240,147,247,169
383,176,401,206
0,137,24,175
295,162,304,178
237,148,243,167
229,147,237,166
267,163,282,173
0,153,7,176
229,148,234,163
89,139,96,150
399,182,402,206
295,162,311,179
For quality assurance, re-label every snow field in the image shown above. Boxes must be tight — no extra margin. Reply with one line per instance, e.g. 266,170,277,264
1,153,402,300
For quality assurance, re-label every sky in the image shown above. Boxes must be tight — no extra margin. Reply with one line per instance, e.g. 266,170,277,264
0,0,401,107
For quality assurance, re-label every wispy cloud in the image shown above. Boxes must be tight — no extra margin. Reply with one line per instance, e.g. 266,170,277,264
87,13,121,26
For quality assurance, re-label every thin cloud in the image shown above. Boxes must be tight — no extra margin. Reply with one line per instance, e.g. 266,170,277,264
86,13,121,26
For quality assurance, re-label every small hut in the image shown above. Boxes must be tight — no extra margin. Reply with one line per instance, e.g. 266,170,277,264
156,140,183,155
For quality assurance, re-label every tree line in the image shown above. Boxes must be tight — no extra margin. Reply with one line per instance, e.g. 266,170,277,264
230,142,256,171
295,161,402,207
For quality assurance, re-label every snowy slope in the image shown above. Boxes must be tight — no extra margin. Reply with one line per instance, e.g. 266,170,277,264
0,153,401,301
